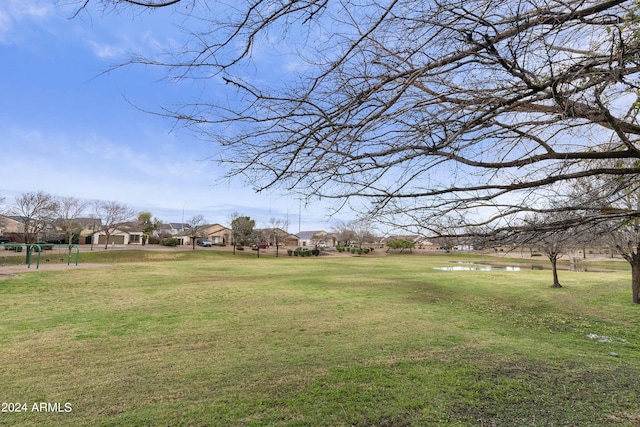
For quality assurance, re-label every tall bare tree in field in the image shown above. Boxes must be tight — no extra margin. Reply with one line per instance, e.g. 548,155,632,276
267,217,289,257
94,201,135,249
12,191,58,263
56,196,89,245
185,214,205,250
581,171,640,303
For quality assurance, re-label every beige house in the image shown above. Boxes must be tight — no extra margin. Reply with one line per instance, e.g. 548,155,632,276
199,223,232,245
92,222,145,246
258,228,299,247
0,215,25,242
296,230,337,248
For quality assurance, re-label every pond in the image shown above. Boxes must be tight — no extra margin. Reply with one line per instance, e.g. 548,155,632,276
433,261,619,273
433,263,521,271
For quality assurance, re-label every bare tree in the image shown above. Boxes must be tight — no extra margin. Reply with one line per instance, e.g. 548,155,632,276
185,214,205,250
610,217,640,303
551,167,640,302
593,177,640,303
56,196,89,245
331,220,357,246
72,1,640,233
518,215,580,289
12,192,58,262
267,217,289,257
351,219,376,249
94,201,135,249
69,2,640,295
64,0,185,16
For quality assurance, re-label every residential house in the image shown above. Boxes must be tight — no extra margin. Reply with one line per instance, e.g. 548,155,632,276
296,230,336,248
168,223,233,247
92,221,145,246
199,223,232,246
75,218,103,245
0,215,25,242
157,222,189,238
258,228,300,247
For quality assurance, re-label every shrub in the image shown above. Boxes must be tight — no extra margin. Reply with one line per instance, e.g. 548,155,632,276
287,249,293,256
236,245,244,251
386,239,415,252
160,238,179,247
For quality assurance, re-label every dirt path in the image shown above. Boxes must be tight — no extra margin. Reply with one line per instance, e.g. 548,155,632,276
0,263,109,281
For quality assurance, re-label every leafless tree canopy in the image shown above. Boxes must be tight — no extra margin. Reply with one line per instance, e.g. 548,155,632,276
56,196,89,244
76,0,640,234
185,214,205,249
12,192,59,244
94,200,135,248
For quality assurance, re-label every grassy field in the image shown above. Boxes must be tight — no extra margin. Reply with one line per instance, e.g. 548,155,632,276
0,249,639,426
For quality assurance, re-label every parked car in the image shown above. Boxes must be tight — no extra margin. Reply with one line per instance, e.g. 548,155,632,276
197,239,213,247
252,243,270,249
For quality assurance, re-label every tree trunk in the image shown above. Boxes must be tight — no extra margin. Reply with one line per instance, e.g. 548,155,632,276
550,256,562,288
631,256,640,304
24,233,32,265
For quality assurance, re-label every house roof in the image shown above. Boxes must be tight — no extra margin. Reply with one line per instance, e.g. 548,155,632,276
169,222,188,230
257,228,299,240
6,215,27,223
159,222,188,231
296,230,320,240
75,217,103,228
296,230,327,240
0,215,25,233
201,223,231,233
119,222,145,233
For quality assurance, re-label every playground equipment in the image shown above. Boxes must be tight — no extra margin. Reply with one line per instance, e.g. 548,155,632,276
1,244,80,269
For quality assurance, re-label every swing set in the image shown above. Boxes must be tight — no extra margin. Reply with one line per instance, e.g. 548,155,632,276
1,243,80,269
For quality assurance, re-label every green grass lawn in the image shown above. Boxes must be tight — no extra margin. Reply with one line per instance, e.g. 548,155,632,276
1,250,639,426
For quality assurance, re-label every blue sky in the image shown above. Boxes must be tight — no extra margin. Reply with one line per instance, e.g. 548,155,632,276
0,0,342,232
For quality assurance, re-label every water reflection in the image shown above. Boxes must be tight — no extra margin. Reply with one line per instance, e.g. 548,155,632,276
433,265,521,271
433,261,616,272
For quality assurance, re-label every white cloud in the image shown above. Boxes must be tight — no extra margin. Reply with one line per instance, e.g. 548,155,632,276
0,0,54,44
84,38,129,60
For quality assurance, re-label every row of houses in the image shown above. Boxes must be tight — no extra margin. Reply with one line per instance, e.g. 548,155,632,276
0,214,460,249
0,215,342,248
0,215,232,246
